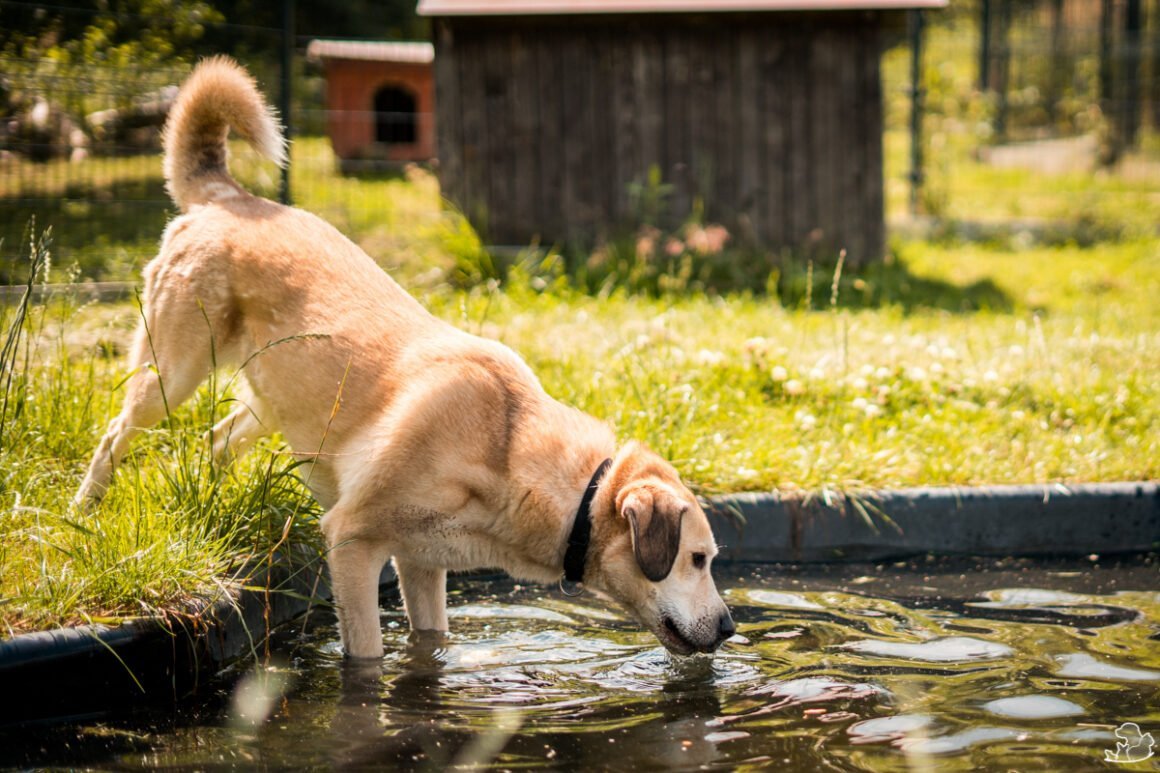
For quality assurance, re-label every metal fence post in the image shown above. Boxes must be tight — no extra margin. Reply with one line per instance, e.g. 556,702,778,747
908,8,925,217
1099,0,1118,165
280,0,295,205
978,0,992,91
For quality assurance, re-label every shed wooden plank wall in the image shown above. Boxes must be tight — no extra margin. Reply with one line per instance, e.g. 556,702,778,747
434,12,890,265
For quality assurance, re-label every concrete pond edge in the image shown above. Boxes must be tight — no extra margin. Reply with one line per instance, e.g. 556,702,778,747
1,480,1157,725
705,480,1159,563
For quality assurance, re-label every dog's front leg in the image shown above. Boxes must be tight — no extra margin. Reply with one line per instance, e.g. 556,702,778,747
393,558,448,632
322,512,390,659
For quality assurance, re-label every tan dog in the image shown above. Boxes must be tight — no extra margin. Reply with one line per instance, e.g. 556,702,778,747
76,57,734,659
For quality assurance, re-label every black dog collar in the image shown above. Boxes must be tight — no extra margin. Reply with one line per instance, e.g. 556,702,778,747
563,458,613,583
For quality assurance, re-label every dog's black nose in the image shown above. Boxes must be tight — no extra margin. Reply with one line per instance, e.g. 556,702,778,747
716,611,736,644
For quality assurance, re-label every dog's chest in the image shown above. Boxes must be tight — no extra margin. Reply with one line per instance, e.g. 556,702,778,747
386,504,501,570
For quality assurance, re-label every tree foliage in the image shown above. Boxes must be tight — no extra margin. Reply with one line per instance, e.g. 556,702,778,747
1,0,222,67
2,0,425,66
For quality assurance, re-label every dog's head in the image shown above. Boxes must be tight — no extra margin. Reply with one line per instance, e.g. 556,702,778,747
587,442,734,656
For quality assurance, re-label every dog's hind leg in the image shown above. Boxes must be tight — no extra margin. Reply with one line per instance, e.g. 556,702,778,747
75,290,220,504
393,558,448,633
209,386,270,464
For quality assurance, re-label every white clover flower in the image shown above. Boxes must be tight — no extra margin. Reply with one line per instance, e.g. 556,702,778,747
696,349,726,366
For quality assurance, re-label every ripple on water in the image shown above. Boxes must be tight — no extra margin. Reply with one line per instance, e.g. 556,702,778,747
847,714,934,745
899,726,1025,755
441,629,634,670
448,604,576,624
741,590,825,610
838,636,1015,662
981,695,1086,719
1054,653,1160,682
581,647,763,693
746,676,888,703
974,588,1093,607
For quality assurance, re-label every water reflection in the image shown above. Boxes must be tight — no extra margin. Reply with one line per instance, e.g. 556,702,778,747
838,635,1014,662
981,695,1086,719
1054,652,1160,683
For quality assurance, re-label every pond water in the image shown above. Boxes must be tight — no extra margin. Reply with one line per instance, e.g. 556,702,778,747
4,555,1159,770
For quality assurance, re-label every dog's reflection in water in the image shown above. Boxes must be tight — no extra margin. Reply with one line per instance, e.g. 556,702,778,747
329,633,474,770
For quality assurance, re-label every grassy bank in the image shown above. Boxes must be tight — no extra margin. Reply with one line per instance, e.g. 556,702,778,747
3,226,1157,633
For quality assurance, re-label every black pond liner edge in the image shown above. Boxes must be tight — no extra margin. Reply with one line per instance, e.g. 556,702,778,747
0,552,398,727
1,480,1156,726
705,480,1160,562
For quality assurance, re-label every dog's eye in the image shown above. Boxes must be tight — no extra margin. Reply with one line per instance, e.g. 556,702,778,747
691,552,706,570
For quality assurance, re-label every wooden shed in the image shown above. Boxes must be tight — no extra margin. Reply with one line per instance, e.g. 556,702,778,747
417,0,944,264
306,39,436,168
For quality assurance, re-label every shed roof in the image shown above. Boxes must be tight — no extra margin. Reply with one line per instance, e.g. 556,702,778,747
418,0,945,16
306,39,434,64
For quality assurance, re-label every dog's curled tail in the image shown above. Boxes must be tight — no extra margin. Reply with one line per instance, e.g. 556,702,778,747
162,56,286,212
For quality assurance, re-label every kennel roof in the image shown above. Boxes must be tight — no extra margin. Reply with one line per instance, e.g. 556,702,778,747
306,40,434,64
417,0,946,15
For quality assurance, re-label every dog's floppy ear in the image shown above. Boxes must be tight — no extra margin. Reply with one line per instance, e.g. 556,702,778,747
621,487,685,582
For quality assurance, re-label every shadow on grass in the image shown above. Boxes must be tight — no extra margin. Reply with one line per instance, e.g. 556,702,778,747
335,160,416,182
773,253,1015,314
471,240,1016,315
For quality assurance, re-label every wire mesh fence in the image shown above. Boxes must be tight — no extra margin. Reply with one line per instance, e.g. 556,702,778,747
1,0,1157,285
882,0,1158,241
